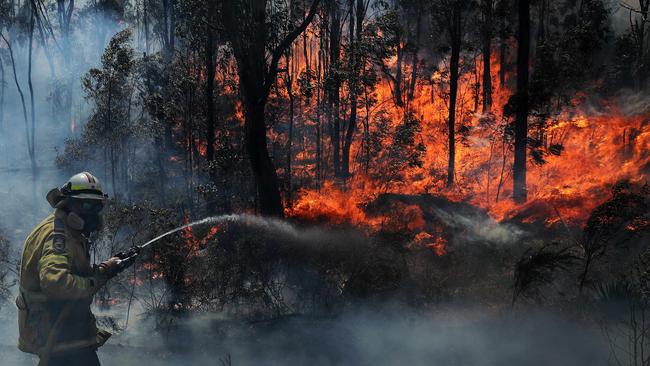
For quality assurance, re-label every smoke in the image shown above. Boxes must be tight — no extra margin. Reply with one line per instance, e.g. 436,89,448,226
615,90,650,116
0,5,130,246
0,301,610,366
431,207,527,246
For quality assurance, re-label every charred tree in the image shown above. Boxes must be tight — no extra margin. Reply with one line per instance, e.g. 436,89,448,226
495,0,510,87
284,46,295,205
481,0,493,113
327,0,342,177
434,1,465,188
341,0,365,179
513,0,529,203
220,0,321,216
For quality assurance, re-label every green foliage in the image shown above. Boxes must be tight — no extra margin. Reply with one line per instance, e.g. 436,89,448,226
386,112,426,173
82,29,136,146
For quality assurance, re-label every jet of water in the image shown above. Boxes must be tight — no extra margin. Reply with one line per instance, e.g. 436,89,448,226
139,215,238,249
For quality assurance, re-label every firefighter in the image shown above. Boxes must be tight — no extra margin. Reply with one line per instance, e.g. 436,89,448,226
16,172,137,366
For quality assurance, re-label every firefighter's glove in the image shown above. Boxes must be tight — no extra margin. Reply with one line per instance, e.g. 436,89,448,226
98,257,124,278
92,257,119,290
93,248,140,290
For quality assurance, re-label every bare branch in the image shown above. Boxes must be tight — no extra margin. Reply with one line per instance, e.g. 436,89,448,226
265,0,322,97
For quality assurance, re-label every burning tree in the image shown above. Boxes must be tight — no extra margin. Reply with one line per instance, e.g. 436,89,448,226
219,0,322,216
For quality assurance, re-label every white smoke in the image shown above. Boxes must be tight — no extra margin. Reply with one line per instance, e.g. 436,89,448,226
431,207,526,245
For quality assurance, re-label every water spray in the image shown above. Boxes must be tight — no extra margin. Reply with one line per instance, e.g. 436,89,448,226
111,216,230,269
111,213,321,271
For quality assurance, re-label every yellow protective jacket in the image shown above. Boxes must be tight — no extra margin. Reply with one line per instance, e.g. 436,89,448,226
16,209,109,356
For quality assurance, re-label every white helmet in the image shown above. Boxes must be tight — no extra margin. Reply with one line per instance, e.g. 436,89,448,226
47,172,107,209
60,172,107,200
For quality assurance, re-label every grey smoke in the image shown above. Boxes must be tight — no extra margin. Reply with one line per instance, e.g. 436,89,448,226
431,207,526,245
0,302,610,366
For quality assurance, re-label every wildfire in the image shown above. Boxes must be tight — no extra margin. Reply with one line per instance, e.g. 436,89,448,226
414,232,447,256
181,214,220,253
283,48,650,233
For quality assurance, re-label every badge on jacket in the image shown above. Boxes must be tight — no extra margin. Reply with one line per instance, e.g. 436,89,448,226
53,235,66,253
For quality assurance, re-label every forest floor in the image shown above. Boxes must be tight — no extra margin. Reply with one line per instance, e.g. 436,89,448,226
0,303,610,366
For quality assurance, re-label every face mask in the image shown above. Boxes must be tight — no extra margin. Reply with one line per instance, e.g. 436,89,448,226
80,213,101,234
65,199,105,234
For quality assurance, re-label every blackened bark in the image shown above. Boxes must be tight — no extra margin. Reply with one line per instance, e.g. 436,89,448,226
329,1,341,177
342,0,364,178
221,0,320,216
482,0,493,113
499,18,507,87
246,101,283,216
513,0,530,203
316,23,324,183
285,49,295,206
447,5,462,188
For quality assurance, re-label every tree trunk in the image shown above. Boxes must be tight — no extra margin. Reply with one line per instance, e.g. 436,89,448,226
482,0,493,113
499,25,507,87
513,0,530,203
446,6,461,188
407,14,422,103
285,48,295,206
245,100,283,216
27,6,37,178
328,1,341,177
316,103,322,182
221,0,320,216
316,26,323,183
204,28,217,212
143,0,149,52
395,42,404,108
342,0,364,178
1,32,31,172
